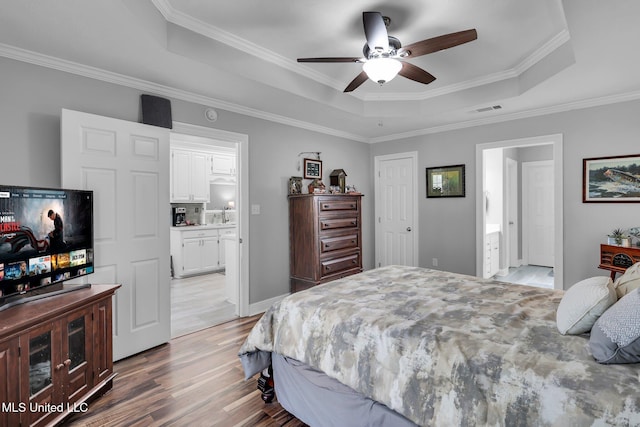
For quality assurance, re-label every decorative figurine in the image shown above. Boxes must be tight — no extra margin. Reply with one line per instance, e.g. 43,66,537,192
308,179,326,194
330,169,347,193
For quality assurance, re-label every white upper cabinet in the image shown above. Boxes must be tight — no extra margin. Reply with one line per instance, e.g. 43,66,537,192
170,148,210,203
210,152,236,176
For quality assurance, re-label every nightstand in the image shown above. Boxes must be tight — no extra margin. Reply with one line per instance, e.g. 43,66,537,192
598,244,640,279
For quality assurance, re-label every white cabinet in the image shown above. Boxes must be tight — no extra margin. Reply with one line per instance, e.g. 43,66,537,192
484,231,500,278
171,148,209,203
170,226,236,278
209,153,236,176
224,236,238,306
218,227,236,268
181,234,219,276
171,228,219,278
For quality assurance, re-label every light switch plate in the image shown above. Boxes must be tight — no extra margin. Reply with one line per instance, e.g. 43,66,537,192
251,204,260,215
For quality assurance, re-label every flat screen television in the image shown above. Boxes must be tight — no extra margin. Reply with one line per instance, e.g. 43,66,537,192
0,185,94,310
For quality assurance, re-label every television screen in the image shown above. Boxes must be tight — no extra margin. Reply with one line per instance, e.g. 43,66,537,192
0,185,94,308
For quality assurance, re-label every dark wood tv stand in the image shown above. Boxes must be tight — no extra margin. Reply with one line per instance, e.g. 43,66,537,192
0,284,120,427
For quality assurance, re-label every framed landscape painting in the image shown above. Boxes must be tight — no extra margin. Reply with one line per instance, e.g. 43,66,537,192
426,164,465,198
583,154,640,202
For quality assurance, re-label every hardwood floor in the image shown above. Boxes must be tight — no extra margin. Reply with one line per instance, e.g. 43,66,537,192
66,314,306,427
171,272,237,338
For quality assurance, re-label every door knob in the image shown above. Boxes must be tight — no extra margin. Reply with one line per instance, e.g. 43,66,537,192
406,227,412,232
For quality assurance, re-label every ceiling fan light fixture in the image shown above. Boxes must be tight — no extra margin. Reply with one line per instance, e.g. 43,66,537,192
363,58,402,84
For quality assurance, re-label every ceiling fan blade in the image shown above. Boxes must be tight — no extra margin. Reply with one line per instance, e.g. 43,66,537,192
343,71,369,92
297,57,364,63
363,12,389,52
398,62,436,85
398,29,477,58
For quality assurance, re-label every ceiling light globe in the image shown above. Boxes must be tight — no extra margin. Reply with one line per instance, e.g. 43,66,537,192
363,58,402,84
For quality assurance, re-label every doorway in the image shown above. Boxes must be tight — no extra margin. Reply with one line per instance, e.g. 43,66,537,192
475,134,564,290
169,122,249,337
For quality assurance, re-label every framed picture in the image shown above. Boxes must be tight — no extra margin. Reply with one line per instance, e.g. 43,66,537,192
426,164,465,198
303,158,322,179
583,154,640,202
288,176,302,195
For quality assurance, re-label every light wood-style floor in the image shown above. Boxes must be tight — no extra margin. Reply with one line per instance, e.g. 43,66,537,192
66,314,306,427
171,272,237,338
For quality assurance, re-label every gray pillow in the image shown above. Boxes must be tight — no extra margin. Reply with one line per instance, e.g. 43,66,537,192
589,289,640,364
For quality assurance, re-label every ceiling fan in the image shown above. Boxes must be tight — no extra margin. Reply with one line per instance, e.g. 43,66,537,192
297,11,477,92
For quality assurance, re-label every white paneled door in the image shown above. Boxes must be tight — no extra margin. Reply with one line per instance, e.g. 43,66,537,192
523,160,554,267
375,153,417,267
61,109,170,361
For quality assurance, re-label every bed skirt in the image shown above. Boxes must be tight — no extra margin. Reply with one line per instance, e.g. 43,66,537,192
272,353,417,427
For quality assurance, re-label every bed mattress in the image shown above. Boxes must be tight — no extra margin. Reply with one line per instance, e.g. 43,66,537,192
239,265,640,426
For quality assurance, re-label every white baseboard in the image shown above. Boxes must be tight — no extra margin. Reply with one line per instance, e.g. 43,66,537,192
249,293,290,316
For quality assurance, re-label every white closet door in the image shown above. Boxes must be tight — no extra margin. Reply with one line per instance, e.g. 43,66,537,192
375,154,417,267
523,161,554,267
61,109,170,360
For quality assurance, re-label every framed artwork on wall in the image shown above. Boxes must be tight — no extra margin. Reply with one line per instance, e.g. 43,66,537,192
303,158,322,179
288,176,303,194
426,164,466,198
583,154,640,202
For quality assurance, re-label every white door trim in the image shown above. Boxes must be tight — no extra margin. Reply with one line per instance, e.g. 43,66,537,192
374,151,419,267
171,122,250,317
475,134,563,289
505,157,519,269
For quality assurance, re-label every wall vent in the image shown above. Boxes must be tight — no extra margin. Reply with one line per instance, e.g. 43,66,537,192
474,105,503,113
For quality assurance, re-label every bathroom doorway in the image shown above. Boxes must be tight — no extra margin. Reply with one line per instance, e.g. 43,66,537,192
475,134,564,290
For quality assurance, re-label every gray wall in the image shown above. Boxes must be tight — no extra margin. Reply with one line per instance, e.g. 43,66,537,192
372,99,640,288
0,56,373,305
5,54,640,297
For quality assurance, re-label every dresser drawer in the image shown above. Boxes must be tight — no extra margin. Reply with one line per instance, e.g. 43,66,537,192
321,253,360,277
320,234,359,253
319,199,358,212
320,217,358,230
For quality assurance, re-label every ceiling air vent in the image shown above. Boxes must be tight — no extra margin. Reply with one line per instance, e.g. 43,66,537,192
474,105,503,113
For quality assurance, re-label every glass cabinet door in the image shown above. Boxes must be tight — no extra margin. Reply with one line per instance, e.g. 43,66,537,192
67,316,86,370
29,332,52,396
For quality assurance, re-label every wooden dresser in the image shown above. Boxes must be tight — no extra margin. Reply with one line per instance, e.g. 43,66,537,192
289,194,363,292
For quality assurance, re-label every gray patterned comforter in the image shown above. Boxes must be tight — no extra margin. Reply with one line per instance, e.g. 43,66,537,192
239,266,640,426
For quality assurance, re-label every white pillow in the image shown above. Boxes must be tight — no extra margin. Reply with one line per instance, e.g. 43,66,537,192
556,276,617,335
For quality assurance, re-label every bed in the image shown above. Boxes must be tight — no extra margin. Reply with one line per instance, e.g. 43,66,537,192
239,265,640,426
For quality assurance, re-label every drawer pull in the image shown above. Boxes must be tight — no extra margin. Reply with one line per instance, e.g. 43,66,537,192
352,260,357,264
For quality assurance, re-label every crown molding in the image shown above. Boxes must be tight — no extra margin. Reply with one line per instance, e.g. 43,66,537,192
151,0,571,103
370,89,640,143
2,40,639,145
151,0,345,92
361,30,571,102
0,42,366,143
